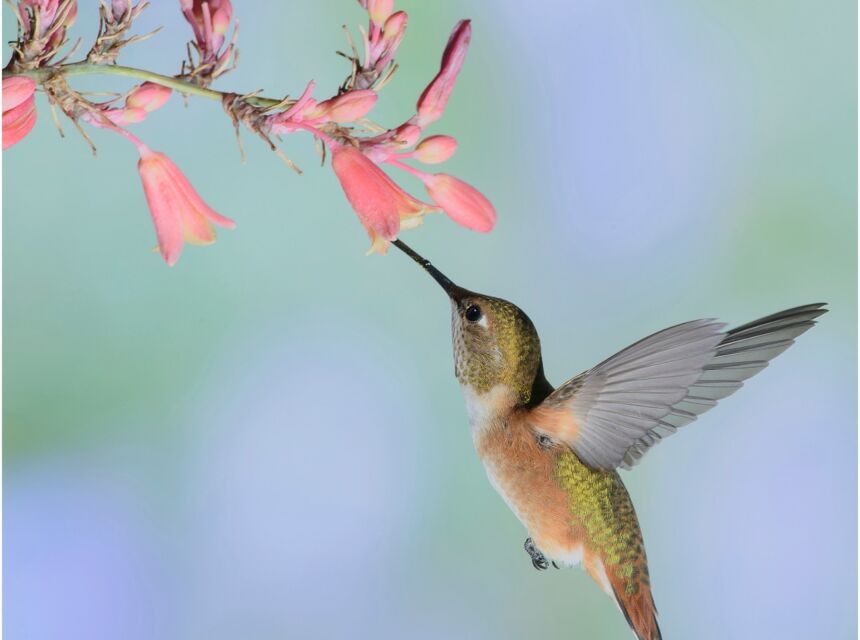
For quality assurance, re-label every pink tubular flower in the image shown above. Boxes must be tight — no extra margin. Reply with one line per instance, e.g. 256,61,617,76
331,145,434,254
3,77,38,150
416,20,471,127
136,144,235,265
422,173,495,233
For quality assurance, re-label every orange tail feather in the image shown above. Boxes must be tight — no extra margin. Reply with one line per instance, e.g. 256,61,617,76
608,573,661,640
584,552,661,640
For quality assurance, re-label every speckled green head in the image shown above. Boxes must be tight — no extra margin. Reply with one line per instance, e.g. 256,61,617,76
392,240,552,407
449,290,547,404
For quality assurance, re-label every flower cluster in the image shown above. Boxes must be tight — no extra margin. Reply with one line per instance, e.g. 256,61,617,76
180,0,237,86
343,0,408,91
263,18,494,254
87,0,153,65
3,0,496,265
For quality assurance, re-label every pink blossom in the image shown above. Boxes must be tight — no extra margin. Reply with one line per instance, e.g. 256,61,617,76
331,145,434,254
136,144,235,265
422,173,495,233
3,77,37,150
416,20,471,127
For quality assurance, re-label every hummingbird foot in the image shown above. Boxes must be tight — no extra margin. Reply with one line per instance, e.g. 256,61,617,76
524,537,553,571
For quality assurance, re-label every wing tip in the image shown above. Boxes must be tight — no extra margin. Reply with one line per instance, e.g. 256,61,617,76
729,302,829,335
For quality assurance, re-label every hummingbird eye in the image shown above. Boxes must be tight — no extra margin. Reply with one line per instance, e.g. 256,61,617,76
465,304,482,322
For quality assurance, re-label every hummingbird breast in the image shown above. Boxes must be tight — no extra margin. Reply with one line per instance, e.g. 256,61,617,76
475,408,650,596
475,410,582,562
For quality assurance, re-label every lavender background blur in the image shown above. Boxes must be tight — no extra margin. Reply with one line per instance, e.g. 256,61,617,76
3,1,856,639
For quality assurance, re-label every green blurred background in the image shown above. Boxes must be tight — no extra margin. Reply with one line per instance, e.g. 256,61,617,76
4,1,856,638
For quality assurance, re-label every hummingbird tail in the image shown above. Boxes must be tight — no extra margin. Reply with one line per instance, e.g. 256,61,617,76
583,548,661,640
609,576,661,640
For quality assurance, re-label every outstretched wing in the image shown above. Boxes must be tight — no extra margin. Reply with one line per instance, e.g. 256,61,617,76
531,303,827,471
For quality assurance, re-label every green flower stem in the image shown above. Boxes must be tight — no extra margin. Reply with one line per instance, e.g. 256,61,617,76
2,62,285,108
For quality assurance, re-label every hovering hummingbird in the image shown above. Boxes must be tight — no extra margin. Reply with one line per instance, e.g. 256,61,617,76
391,239,826,640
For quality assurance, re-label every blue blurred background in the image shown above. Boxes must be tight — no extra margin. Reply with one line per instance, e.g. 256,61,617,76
4,1,856,638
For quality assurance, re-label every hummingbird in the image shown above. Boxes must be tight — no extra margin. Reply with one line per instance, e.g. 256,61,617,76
391,239,826,640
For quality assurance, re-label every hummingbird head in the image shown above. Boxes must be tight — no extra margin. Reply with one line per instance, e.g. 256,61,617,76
393,240,552,407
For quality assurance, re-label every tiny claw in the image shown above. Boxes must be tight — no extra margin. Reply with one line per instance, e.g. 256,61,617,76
524,537,549,571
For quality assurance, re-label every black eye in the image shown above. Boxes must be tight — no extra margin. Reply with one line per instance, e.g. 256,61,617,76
465,304,482,322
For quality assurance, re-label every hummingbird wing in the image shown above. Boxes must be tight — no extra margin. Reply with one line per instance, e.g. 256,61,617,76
531,303,827,471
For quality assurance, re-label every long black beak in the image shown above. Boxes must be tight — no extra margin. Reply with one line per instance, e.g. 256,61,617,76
392,239,461,297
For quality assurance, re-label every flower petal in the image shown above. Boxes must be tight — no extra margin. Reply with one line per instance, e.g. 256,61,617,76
2,95,37,150
3,77,36,112
332,145,431,242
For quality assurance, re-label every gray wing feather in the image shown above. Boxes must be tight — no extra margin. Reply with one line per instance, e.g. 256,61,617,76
542,304,827,471
619,303,828,468
566,320,727,470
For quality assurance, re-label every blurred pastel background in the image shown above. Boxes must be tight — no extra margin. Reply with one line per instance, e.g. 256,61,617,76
3,1,856,638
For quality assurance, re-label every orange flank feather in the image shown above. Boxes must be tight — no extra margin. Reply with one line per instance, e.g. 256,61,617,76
530,403,580,445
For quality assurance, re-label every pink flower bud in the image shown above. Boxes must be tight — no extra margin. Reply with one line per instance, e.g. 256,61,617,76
126,82,172,113
331,145,433,254
393,123,421,147
413,135,457,164
136,144,235,265
210,1,231,35
422,173,495,233
111,0,129,21
312,90,377,123
382,11,407,42
20,0,77,36
416,20,471,127
180,0,232,59
367,0,393,26
375,10,407,65
3,77,37,150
